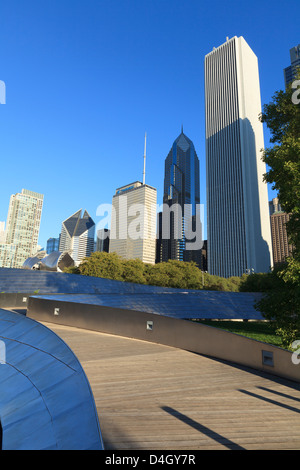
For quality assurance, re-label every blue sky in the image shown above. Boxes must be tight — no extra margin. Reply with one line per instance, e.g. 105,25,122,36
0,0,298,249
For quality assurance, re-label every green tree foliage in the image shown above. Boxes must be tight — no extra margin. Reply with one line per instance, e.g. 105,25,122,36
145,260,203,289
239,272,275,292
260,69,300,251
121,258,147,284
255,72,300,348
79,251,124,280
255,258,300,349
66,252,249,292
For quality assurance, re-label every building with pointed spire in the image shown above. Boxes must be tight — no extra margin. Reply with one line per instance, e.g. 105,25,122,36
109,181,157,264
159,129,202,264
59,209,95,265
109,134,157,264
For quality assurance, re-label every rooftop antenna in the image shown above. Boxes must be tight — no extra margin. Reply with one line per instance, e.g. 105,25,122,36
143,132,147,185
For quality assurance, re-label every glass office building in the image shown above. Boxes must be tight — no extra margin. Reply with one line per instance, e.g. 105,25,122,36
160,129,201,263
284,44,300,87
46,237,60,254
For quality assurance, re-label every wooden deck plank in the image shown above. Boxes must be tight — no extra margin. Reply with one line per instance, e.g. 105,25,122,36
43,323,300,450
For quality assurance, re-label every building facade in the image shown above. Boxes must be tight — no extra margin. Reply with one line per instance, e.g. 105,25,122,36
59,209,95,265
46,237,60,254
0,222,5,243
0,189,44,268
96,229,110,253
269,198,293,265
205,36,273,277
160,129,202,264
109,181,157,264
284,44,300,87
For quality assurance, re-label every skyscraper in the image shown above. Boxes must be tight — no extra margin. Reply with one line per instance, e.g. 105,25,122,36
46,237,60,254
96,229,110,253
205,36,273,277
0,222,5,243
269,198,294,266
59,209,95,265
160,129,202,264
284,44,300,87
109,181,157,264
0,189,44,268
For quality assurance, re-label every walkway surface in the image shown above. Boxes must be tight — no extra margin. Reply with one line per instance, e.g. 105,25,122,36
44,322,300,450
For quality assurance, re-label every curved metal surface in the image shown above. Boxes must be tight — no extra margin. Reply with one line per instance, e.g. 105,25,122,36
29,291,263,320
22,257,40,270
0,308,103,450
39,251,74,272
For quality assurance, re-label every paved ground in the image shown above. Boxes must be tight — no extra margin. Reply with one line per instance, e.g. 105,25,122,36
44,322,300,450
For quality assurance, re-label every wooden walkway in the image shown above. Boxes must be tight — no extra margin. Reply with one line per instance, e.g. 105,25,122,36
44,322,300,450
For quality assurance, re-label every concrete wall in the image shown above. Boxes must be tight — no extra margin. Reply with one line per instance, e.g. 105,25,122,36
0,293,29,309
27,296,300,384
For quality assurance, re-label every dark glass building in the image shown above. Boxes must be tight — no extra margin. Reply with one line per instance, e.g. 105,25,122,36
159,129,201,264
284,44,300,87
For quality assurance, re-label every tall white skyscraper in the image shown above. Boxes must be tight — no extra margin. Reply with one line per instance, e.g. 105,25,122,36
205,36,273,277
0,189,44,268
109,181,157,264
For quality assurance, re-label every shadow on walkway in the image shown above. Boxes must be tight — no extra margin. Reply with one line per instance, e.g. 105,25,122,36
161,406,245,450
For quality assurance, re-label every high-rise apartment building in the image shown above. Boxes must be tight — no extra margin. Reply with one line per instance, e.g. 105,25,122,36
59,209,95,265
269,198,293,265
284,44,300,87
159,129,202,264
0,222,5,243
109,181,157,264
205,36,273,277
0,189,44,268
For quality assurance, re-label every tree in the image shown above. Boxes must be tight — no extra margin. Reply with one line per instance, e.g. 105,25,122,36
260,69,300,251
121,258,147,284
255,71,300,348
79,251,124,280
145,260,203,289
255,257,300,349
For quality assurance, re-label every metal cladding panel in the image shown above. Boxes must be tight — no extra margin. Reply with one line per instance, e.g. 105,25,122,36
0,267,175,294
0,268,263,319
31,291,263,320
0,309,103,450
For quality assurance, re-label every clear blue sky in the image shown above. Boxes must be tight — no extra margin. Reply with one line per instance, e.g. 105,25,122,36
0,0,298,249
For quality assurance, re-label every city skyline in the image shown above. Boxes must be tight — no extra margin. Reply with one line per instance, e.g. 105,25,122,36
0,0,298,251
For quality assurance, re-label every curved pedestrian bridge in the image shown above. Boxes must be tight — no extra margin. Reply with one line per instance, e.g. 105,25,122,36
1,269,300,450
44,322,300,450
